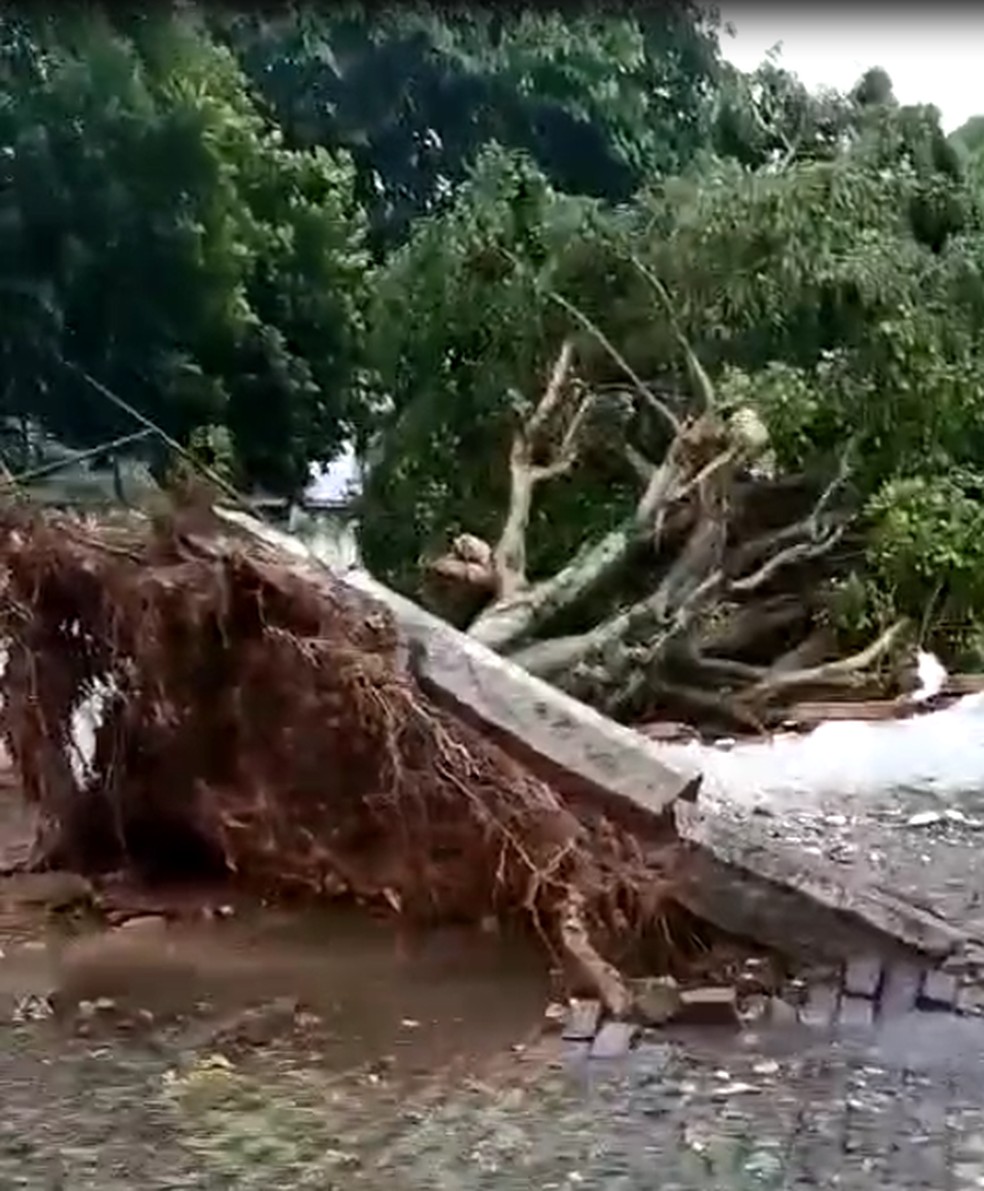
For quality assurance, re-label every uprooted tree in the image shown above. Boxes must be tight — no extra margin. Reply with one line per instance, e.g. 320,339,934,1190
0,507,721,1012
360,100,984,728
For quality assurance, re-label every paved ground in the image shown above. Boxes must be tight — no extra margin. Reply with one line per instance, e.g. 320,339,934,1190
664,699,984,982
4,1006,984,1190
5,704,984,1189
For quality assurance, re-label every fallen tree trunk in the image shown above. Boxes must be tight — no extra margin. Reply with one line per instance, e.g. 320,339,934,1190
422,319,903,730
0,506,704,1014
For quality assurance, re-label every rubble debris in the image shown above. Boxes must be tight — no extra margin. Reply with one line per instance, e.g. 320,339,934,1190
675,986,740,1026
629,976,681,1026
0,508,705,1015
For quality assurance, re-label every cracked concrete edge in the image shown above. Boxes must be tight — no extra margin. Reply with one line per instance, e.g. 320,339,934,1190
214,508,699,821
677,803,970,961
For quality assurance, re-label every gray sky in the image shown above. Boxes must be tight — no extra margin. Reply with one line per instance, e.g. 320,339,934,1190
719,6,984,132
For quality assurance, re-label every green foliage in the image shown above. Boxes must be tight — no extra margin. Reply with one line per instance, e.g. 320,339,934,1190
359,146,643,588
0,5,367,494
362,84,984,656
217,3,722,253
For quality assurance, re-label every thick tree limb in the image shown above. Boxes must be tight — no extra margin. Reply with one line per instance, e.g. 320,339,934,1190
470,414,731,653
494,338,579,598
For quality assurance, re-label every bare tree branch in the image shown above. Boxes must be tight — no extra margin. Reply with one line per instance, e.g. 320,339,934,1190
739,619,909,706
544,289,681,434
626,255,717,412
494,339,579,598
730,524,845,594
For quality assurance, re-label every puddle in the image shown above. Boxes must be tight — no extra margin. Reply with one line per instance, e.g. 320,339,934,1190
0,900,554,1075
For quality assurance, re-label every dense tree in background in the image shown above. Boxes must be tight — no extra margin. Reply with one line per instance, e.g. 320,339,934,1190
5,1,984,720
216,3,722,253
0,6,367,492
360,80,984,721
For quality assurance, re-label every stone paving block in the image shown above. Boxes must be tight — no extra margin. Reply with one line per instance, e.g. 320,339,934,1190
839,995,876,1030
589,1020,639,1059
844,955,882,999
801,983,840,1028
920,968,959,1010
880,961,924,1017
562,998,601,1041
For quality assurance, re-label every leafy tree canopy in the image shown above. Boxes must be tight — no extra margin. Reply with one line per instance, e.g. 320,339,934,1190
0,5,367,493
215,3,723,252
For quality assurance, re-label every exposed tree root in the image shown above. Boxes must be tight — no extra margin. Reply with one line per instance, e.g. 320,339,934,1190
0,507,704,1011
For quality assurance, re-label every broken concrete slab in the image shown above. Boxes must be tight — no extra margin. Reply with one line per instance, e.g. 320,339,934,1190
215,508,700,823
676,804,969,961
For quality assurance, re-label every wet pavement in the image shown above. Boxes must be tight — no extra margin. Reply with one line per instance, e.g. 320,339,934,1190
0,895,980,1190
663,697,984,986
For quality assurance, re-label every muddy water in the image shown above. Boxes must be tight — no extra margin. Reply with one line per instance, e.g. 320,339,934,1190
0,898,553,1075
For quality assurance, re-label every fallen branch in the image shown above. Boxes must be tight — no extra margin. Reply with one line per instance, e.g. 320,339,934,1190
495,338,580,598
739,619,909,707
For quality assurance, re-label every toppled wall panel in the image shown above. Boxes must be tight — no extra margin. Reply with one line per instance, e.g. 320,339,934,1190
215,507,700,821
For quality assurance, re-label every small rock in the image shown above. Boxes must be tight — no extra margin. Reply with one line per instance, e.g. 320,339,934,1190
117,915,167,935
562,998,602,1041
77,999,97,1022
753,1059,780,1076
94,997,116,1014
629,976,681,1026
711,1081,760,1099
675,986,739,1026
543,1001,567,1032
906,810,944,828
589,1020,639,1059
